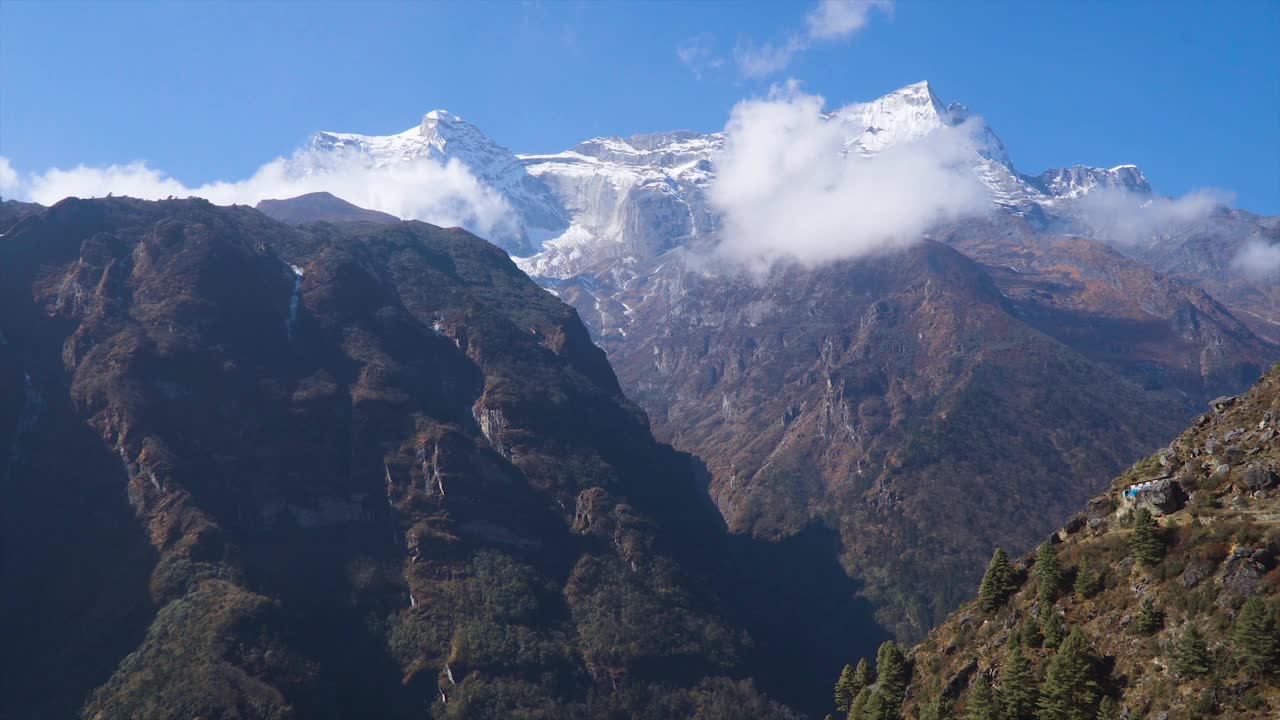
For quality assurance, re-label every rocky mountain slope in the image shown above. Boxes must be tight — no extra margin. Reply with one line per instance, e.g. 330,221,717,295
0,198,886,719
250,177,1275,643
936,216,1274,402
894,362,1280,719
1119,209,1280,345
551,236,1259,638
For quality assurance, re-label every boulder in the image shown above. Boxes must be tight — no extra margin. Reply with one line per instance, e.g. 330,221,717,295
1219,548,1274,602
1209,395,1237,413
1137,478,1188,516
1179,559,1216,588
1241,463,1278,491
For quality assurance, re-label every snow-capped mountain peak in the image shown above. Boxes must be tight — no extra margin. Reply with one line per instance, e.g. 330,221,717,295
309,109,516,174
836,81,961,154
300,110,567,255
1028,164,1152,199
286,81,1168,276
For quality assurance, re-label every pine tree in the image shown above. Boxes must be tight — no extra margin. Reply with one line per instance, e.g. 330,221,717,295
863,641,908,720
1035,541,1061,606
1020,616,1043,648
836,664,858,713
1042,611,1066,649
1129,508,1164,567
917,699,952,720
1037,630,1102,720
1233,597,1279,675
1173,625,1211,677
1135,598,1163,635
1000,644,1038,720
963,674,998,720
853,658,874,693
849,687,871,720
1097,697,1122,720
1072,558,1100,598
979,548,1016,613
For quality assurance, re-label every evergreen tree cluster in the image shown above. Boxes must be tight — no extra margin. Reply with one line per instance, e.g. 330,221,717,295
963,674,997,720
946,628,1107,720
1233,597,1279,675
895,598,1279,719
1000,645,1037,720
832,642,909,720
835,659,873,714
1036,630,1102,720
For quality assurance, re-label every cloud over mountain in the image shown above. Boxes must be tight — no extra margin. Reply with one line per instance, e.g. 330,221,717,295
1234,239,1280,279
1072,185,1234,246
708,84,989,272
0,152,519,241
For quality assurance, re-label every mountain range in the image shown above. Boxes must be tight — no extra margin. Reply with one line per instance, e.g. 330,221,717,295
270,81,1279,636
278,81,1279,347
2,80,1277,719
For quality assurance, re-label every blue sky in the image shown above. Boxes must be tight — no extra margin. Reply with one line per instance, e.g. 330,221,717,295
2,0,1277,212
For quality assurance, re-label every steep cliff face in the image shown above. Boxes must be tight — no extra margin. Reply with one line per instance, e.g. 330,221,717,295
0,198,875,719
900,365,1280,720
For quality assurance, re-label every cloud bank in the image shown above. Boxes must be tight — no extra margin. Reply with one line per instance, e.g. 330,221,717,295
708,84,990,272
1072,186,1234,246
0,151,521,241
736,0,893,77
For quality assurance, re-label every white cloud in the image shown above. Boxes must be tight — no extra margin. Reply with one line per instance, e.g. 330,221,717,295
677,34,725,80
0,157,21,197
707,84,990,272
734,37,806,79
1072,187,1233,246
806,0,893,40
1233,239,1280,280
1,151,521,241
736,0,892,78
